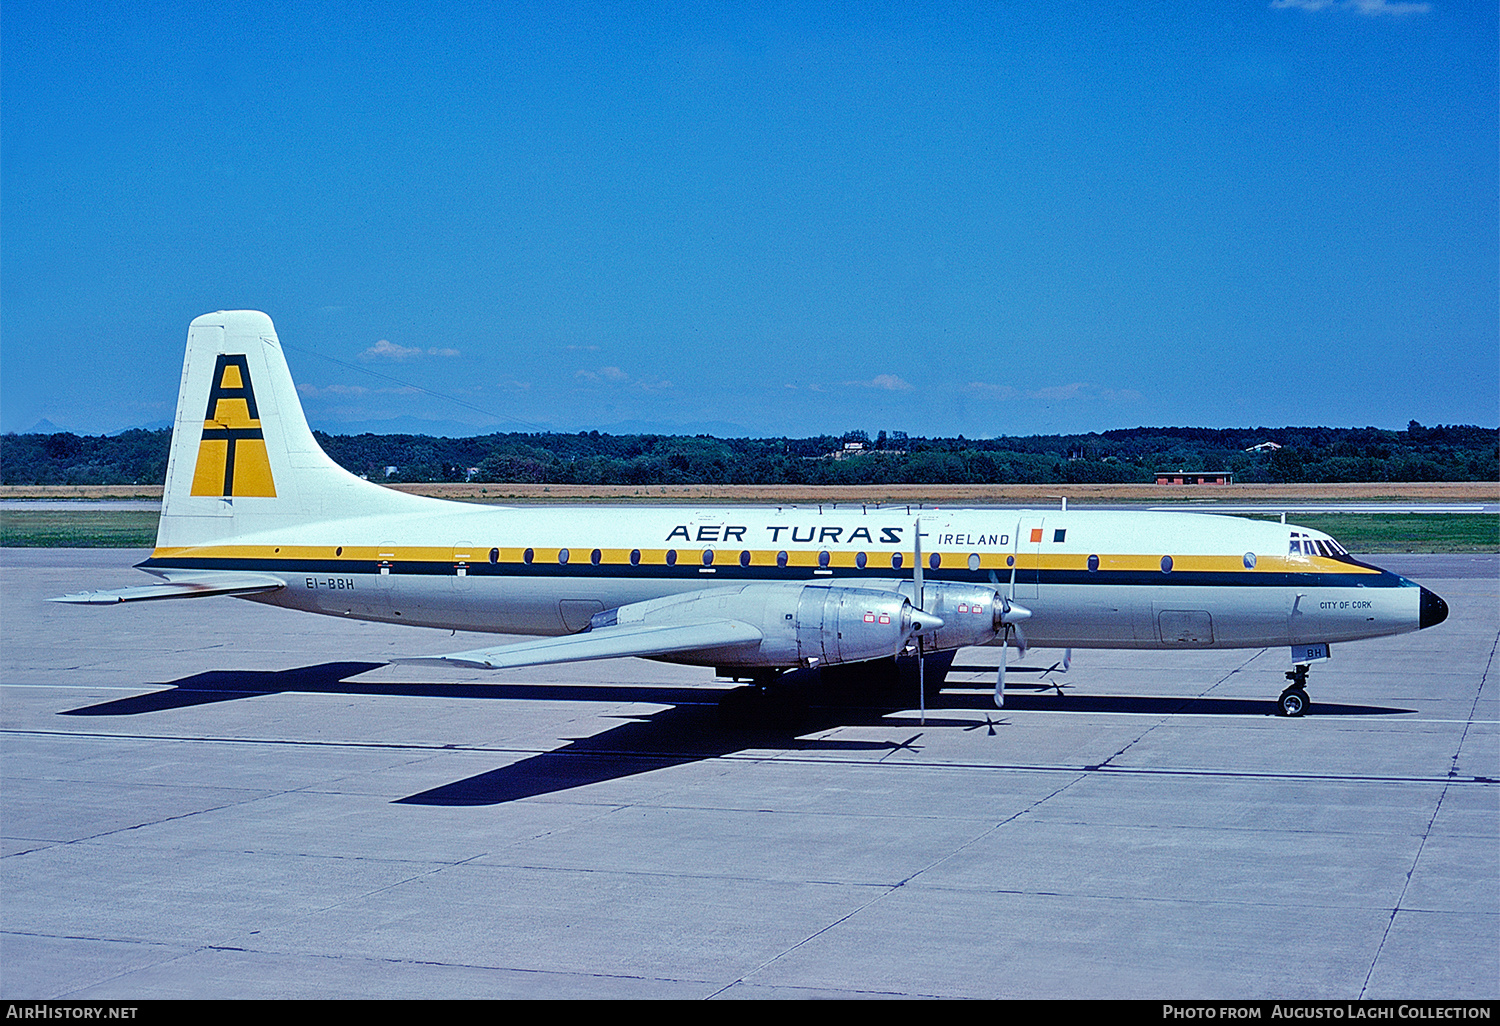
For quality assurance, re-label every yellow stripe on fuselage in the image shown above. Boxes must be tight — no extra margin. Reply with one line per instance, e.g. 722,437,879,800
147,543,1380,576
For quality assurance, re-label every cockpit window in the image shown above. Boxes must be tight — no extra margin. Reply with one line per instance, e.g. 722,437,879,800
1290,530,1356,563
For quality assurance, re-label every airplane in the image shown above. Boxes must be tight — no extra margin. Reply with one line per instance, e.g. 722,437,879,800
53,310,1450,718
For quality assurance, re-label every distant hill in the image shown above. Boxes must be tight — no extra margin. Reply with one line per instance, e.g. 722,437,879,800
2,423,1495,486
307,416,756,438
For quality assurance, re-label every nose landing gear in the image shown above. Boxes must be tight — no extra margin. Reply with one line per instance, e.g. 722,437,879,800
1279,664,1311,717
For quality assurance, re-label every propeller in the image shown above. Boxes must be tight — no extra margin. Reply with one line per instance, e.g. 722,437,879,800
991,568,1031,709
915,516,926,724
909,517,947,724
996,618,1029,707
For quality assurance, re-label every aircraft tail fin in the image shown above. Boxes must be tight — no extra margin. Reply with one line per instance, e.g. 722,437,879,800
156,311,433,550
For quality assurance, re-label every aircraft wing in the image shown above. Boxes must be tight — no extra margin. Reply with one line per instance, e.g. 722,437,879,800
50,572,286,605
393,618,764,670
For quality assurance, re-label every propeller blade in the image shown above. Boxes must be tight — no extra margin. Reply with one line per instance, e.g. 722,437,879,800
914,517,926,724
913,516,924,610
918,644,926,725
995,626,1008,708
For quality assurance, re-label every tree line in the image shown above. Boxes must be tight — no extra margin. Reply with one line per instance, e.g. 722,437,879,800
2,422,1495,487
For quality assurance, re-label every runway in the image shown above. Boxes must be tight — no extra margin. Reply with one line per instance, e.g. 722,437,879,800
2,549,1495,999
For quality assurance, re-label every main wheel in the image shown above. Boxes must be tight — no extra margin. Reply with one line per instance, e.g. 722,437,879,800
1278,686,1309,718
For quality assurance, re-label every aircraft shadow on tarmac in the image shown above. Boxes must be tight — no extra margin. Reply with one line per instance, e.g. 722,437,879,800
59,660,1414,806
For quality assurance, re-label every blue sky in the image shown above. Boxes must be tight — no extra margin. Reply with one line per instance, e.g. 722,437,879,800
3,2,1495,438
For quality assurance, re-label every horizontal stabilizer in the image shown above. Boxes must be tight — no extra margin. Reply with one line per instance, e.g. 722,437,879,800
394,618,763,670
50,572,286,605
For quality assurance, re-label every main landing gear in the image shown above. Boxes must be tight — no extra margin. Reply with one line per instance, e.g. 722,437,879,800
1278,664,1311,718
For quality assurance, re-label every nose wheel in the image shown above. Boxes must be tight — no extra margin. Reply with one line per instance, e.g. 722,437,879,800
1278,664,1311,717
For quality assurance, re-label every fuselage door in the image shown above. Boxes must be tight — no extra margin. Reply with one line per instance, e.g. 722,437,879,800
1013,517,1044,599
1158,609,1214,646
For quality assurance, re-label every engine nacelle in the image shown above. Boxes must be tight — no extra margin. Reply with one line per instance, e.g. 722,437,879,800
595,582,931,669
894,581,1009,651
790,583,928,668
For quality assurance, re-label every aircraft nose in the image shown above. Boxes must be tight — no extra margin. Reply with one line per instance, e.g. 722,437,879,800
1419,587,1448,629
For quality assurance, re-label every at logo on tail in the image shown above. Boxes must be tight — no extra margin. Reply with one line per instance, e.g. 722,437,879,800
190,354,277,497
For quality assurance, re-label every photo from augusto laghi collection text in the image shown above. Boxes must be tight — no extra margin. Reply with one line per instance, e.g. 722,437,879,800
1162,1006,1493,1020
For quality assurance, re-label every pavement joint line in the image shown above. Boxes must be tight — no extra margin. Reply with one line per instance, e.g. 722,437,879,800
1,928,720,995
4,727,1492,785
1359,772,1455,999
714,770,1093,995
1085,649,1271,774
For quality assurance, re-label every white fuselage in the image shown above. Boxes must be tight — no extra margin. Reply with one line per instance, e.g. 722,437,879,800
141,504,1431,665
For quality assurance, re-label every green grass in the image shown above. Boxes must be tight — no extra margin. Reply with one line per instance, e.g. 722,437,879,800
0,511,159,547
1240,513,1498,553
2,508,1494,552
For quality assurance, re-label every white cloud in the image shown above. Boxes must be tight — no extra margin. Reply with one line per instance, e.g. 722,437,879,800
843,374,914,391
1027,382,1091,401
575,366,627,382
298,383,368,397
360,339,422,361
358,339,461,361
1271,0,1432,15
